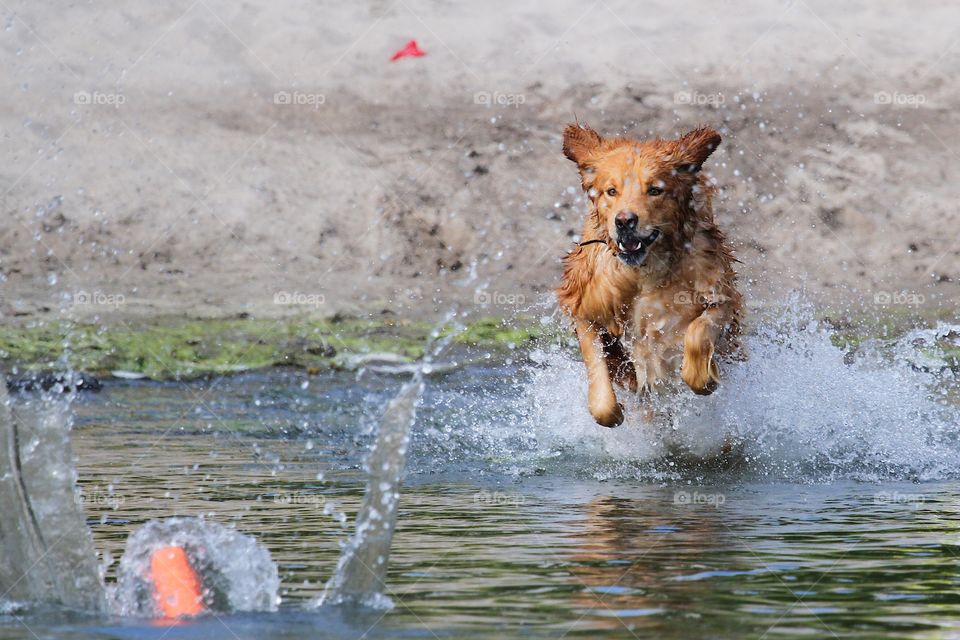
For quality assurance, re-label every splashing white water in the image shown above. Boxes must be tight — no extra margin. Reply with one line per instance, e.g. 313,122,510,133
111,517,280,617
424,302,960,482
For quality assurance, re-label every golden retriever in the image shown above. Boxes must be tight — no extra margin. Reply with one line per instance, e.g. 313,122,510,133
556,124,743,427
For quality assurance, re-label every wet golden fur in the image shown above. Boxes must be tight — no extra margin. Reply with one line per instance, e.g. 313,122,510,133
556,124,743,427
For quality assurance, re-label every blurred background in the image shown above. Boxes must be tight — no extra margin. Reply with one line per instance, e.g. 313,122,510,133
2,0,958,320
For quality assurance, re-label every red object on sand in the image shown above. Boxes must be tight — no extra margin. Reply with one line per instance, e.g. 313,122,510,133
390,39,425,61
149,546,205,618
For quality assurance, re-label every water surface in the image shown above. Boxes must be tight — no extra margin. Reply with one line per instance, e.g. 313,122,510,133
4,315,960,639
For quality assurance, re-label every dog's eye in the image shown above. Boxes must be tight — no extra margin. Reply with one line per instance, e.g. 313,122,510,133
647,186,664,196
606,187,618,197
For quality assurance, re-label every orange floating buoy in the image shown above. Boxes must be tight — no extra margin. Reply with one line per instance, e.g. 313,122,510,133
149,546,205,618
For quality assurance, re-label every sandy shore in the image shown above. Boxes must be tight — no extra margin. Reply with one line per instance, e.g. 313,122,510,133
1,0,958,321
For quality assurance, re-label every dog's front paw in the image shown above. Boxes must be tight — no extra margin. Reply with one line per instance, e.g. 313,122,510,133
590,401,624,428
681,353,720,395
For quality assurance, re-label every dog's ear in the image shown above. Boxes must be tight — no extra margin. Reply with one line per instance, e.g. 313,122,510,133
563,123,603,167
673,127,721,174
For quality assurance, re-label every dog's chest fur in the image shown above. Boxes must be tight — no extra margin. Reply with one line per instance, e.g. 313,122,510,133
623,257,726,385
561,229,739,389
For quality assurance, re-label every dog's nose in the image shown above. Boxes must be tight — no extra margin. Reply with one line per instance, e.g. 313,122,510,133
615,211,638,232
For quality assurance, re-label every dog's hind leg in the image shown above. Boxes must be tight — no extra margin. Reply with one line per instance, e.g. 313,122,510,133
600,333,637,393
574,319,623,428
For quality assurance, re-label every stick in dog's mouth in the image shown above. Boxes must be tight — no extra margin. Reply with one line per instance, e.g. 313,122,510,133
616,229,661,264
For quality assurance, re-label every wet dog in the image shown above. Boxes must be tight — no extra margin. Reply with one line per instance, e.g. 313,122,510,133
556,124,743,427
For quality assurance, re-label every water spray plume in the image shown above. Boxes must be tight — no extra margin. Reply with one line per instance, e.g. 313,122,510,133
319,310,465,608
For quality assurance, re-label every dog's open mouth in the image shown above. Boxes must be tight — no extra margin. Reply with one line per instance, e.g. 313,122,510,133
616,229,661,265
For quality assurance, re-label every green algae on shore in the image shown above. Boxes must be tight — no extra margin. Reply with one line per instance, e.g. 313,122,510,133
0,315,552,381
1,309,956,381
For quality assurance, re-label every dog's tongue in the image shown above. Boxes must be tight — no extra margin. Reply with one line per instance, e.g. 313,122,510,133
619,238,641,252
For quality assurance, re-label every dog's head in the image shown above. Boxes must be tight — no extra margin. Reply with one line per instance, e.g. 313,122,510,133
563,124,721,267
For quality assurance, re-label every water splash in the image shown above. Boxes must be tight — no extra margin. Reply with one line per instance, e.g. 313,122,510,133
317,377,424,609
703,309,960,481
1,382,281,620
413,300,960,482
316,309,460,608
111,517,280,617
0,381,106,612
